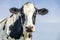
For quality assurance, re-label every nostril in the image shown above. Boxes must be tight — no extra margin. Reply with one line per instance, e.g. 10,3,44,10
31,26,33,28
25,27,28,29
25,26,34,32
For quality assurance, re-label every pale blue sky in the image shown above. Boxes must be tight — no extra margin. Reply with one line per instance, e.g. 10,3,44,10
0,0,60,40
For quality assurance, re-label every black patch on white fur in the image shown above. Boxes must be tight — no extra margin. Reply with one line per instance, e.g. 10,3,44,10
9,16,24,39
10,14,14,18
32,11,37,25
28,34,32,38
3,19,7,30
3,22,6,30
20,7,26,24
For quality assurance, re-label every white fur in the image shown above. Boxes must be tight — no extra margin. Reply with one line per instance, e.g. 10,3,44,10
0,18,8,31
23,32,32,40
23,3,35,32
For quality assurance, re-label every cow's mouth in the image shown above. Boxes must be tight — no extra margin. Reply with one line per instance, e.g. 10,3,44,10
26,29,33,32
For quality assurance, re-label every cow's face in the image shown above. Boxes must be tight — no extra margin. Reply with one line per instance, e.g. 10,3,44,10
20,2,48,33
9,2,48,33
22,2,36,33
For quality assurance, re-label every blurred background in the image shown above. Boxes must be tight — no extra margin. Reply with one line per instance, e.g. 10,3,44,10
0,0,60,40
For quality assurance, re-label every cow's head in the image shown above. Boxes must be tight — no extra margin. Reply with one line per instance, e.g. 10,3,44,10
9,2,48,33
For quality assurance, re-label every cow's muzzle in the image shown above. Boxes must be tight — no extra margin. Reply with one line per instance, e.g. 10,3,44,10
25,26,35,32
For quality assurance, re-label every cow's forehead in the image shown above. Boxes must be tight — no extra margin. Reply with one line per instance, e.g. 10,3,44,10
23,2,35,15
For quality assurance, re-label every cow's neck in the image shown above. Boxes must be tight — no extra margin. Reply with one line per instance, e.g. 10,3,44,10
23,32,32,40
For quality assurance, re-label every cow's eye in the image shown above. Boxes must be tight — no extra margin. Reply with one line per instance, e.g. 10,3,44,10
21,14,26,24
32,13,36,25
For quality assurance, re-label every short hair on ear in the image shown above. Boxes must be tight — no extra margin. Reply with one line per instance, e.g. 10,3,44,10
9,7,19,14
37,8,49,15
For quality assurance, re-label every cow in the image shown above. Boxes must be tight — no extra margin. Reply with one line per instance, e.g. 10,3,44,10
0,2,48,40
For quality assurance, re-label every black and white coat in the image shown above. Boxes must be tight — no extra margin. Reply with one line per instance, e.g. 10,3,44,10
0,2,48,40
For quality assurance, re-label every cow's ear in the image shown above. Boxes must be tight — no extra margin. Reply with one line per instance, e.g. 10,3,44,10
37,8,48,15
9,7,19,14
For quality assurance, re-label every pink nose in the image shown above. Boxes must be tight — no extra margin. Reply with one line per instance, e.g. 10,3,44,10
25,26,33,32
